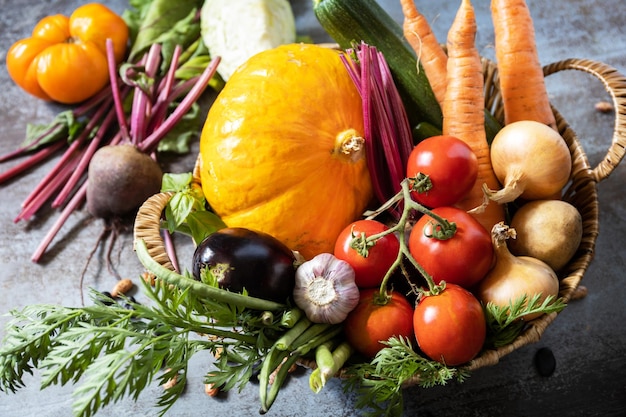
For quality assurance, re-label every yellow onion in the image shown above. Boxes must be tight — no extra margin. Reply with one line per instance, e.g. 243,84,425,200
486,120,572,203
476,222,559,321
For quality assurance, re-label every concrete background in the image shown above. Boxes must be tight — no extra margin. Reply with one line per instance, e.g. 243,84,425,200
0,0,625,416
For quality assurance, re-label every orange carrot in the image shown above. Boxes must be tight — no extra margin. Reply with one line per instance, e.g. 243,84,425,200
491,0,557,129
400,0,448,108
442,0,505,233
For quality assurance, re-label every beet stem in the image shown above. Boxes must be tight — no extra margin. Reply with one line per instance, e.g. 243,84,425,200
106,38,131,143
341,43,414,219
31,181,88,263
139,56,221,154
51,108,117,208
162,229,180,273
0,141,65,184
131,44,162,145
15,155,81,222
19,140,84,210
147,45,183,135
19,95,113,212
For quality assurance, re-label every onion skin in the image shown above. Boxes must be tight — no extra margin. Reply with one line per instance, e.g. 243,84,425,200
487,121,572,204
476,222,559,321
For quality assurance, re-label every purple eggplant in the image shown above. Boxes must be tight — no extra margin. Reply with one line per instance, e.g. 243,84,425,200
192,228,296,303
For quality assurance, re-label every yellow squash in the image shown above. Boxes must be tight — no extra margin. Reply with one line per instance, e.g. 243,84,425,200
199,43,372,259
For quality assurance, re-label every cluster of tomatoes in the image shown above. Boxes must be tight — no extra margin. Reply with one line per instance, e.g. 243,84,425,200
333,135,494,366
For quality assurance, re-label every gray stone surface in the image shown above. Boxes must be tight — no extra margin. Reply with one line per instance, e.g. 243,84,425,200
0,0,625,416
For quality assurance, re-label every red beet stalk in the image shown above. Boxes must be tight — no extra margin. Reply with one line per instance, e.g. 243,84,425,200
341,42,414,219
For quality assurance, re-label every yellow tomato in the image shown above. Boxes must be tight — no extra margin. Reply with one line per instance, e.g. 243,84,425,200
6,3,128,104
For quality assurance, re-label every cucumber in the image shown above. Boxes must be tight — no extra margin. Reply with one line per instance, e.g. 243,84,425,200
313,0,502,141
313,0,442,130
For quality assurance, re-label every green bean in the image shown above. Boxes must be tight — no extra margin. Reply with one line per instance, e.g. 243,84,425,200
135,239,287,311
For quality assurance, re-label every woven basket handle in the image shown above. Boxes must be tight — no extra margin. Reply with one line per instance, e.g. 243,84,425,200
133,191,176,271
543,58,626,183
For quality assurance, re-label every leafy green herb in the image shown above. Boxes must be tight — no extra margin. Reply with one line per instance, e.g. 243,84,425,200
0,278,287,417
161,172,226,244
484,294,567,348
343,337,468,417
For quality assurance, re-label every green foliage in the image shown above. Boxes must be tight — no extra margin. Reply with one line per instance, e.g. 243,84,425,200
23,110,88,150
343,337,468,417
123,0,204,65
484,294,567,348
161,172,226,244
0,279,284,417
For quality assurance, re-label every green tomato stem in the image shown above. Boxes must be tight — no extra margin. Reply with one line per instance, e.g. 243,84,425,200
362,178,450,298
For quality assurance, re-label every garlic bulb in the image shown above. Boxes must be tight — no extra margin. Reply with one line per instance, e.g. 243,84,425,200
293,253,360,324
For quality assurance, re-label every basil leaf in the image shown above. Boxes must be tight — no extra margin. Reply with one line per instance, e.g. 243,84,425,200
161,172,193,193
185,211,226,245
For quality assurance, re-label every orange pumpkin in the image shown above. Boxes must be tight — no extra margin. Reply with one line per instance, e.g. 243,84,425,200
199,43,373,259
6,3,128,104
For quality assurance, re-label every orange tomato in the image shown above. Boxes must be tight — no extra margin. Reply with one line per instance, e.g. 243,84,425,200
6,3,128,104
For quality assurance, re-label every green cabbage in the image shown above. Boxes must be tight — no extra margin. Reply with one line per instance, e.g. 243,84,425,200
200,0,296,80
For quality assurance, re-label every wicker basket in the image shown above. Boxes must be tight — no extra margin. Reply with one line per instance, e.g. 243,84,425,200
133,57,626,384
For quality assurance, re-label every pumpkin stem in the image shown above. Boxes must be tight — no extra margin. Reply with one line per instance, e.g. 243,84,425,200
336,128,365,162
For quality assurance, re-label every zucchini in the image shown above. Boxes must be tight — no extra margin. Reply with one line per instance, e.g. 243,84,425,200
313,0,442,130
313,0,502,141
413,122,442,142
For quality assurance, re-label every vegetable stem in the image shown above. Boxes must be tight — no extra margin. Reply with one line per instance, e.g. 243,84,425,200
309,341,353,393
274,316,312,350
106,38,130,142
0,141,65,184
261,352,301,414
31,182,88,262
279,308,303,328
139,56,221,154
363,178,454,298
134,238,287,311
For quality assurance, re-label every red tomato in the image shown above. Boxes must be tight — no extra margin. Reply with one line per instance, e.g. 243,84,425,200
408,206,493,288
344,288,414,358
406,135,478,208
413,284,486,366
334,220,400,288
